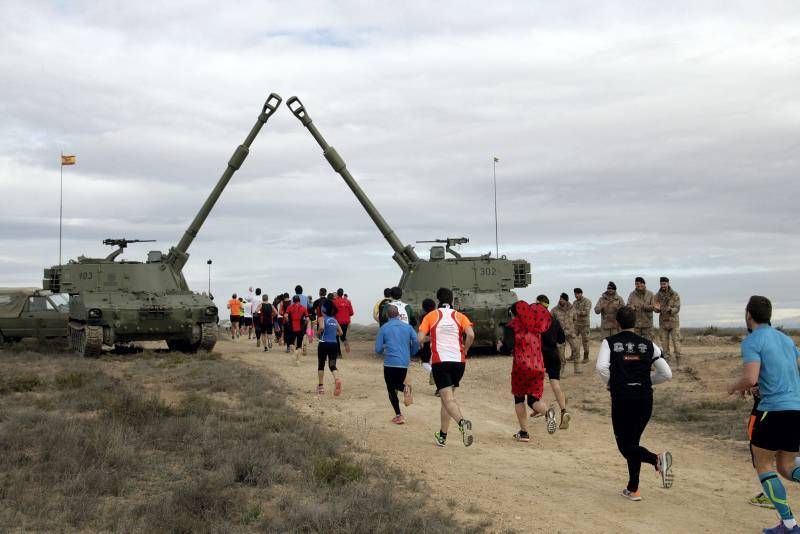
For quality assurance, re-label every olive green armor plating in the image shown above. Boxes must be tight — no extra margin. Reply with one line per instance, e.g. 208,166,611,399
43,94,282,356
286,96,531,348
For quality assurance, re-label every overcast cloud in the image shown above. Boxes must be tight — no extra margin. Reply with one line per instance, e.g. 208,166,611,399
1,1,798,326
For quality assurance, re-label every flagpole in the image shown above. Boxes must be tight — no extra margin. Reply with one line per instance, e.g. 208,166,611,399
492,156,499,258
59,152,63,266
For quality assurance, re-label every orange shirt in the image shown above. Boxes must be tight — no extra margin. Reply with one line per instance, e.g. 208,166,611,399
228,298,241,316
418,308,473,364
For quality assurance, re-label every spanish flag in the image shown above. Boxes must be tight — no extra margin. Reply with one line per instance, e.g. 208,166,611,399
61,154,76,166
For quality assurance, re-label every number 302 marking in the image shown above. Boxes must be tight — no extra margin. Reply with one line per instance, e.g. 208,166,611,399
79,272,93,280
479,267,496,276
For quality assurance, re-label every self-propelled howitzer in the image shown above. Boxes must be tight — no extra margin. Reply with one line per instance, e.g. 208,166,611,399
43,94,282,357
286,96,531,348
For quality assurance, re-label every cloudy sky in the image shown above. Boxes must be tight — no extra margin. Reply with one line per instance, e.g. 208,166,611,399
1,1,798,326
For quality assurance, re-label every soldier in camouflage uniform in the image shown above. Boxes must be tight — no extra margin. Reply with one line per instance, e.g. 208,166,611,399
654,276,681,362
627,276,655,340
573,288,592,362
551,293,581,374
595,281,625,338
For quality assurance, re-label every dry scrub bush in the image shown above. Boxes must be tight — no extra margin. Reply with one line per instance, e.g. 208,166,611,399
0,349,475,533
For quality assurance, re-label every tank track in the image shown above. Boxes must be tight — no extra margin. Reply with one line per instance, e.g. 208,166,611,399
198,322,217,352
167,322,217,353
69,323,103,358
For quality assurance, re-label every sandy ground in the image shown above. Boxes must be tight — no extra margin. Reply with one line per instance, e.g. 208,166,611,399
220,336,795,534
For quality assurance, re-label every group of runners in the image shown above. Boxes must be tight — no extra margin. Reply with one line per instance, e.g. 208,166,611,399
229,283,800,531
370,287,800,533
226,285,354,377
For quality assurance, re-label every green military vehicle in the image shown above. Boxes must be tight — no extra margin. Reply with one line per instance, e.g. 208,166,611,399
287,97,531,348
42,93,282,357
0,287,68,344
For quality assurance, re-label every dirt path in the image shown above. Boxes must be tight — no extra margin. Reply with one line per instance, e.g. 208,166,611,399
220,338,791,533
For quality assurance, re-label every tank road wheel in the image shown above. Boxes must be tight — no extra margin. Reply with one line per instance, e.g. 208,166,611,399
83,325,103,357
71,323,103,358
198,322,217,352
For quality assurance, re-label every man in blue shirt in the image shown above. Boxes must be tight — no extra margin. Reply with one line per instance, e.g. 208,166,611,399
728,296,800,534
375,305,420,424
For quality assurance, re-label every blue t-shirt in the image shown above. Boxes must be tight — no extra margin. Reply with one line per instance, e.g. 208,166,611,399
375,318,419,368
296,294,309,308
320,316,339,343
742,325,800,411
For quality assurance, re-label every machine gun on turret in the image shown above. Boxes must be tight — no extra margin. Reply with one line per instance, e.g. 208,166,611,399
416,238,469,259
102,239,156,261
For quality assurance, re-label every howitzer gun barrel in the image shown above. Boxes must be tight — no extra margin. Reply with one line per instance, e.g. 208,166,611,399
286,96,418,268
173,93,282,257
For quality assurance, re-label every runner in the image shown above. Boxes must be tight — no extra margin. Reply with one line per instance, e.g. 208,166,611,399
373,288,392,325
418,287,475,447
728,296,800,533
418,298,437,386
313,288,328,319
497,300,555,441
596,305,673,501
334,288,354,353
316,306,343,396
376,305,420,424
227,293,241,340
273,295,284,347
238,297,245,332
384,286,417,326
285,295,308,363
255,294,274,352
536,295,571,430
243,294,254,340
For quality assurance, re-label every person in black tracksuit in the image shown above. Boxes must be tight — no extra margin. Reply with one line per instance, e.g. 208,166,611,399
596,306,674,500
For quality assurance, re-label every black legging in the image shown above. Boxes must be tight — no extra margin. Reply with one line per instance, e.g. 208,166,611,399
336,323,349,357
318,342,338,371
384,366,408,416
611,394,658,492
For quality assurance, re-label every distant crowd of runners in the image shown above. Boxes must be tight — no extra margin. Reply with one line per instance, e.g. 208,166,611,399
226,285,353,395
224,283,799,533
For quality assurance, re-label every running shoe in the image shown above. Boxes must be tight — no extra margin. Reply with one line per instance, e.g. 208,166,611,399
513,431,530,442
620,489,642,501
749,492,775,509
559,411,571,430
458,419,474,447
433,431,447,447
316,384,324,395
656,451,674,489
763,523,800,534
403,384,414,406
334,378,342,397
263,346,268,352
391,415,405,425
545,405,557,434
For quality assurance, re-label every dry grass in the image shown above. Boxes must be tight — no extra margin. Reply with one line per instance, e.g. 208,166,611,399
0,347,482,533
